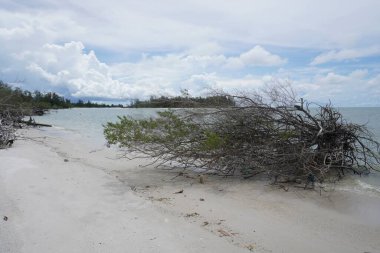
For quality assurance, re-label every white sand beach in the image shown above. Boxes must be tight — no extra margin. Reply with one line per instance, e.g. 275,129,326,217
1,128,380,253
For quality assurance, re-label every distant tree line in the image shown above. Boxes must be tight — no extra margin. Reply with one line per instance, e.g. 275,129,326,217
0,80,69,111
128,95,236,108
0,81,123,113
74,99,124,108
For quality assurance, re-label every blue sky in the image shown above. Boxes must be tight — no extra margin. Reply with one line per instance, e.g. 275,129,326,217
1,0,380,106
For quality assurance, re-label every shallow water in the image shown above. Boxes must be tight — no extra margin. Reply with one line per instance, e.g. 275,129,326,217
34,108,162,145
337,107,380,140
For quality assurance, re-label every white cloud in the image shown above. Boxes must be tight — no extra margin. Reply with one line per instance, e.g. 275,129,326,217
109,46,285,97
2,0,380,52
3,40,284,99
293,70,380,106
225,46,286,68
311,46,380,65
8,41,137,98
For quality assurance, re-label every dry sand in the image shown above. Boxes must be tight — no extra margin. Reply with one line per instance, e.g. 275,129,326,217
0,128,379,253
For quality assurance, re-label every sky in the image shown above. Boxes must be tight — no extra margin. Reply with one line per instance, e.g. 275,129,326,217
1,0,380,106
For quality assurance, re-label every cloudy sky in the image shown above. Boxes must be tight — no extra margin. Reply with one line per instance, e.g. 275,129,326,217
1,0,380,106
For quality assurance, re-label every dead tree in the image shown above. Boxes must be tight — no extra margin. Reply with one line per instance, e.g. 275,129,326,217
0,107,18,148
104,85,380,184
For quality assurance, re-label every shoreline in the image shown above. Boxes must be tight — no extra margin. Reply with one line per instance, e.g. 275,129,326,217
1,128,380,252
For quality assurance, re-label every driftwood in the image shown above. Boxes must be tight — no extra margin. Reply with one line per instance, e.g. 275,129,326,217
0,109,17,148
19,119,52,127
1,107,51,148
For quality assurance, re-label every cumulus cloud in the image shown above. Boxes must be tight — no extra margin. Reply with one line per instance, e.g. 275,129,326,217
225,46,287,68
7,41,136,98
311,46,380,65
293,69,380,106
109,45,285,97
173,69,380,107
1,40,285,99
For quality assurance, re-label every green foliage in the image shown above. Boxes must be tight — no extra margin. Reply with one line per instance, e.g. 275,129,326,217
128,95,235,108
279,130,296,141
73,99,124,108
0,81,72,113
0,80,124,112
104,110,202,149
202,130,225,150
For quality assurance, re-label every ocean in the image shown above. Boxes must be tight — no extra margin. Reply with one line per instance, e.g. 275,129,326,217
34,107,380,192
34,108,162,145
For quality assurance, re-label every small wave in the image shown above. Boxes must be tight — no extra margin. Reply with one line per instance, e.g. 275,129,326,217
356,180,380,194
337,178,380,197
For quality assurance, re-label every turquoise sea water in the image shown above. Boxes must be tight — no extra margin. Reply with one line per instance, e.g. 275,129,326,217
35,107,380,191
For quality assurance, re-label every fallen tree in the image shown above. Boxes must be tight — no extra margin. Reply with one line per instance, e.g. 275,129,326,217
104,85,380,184
0,81,52,148
0,108,52,149
0,107,20,148
0,82,26,148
